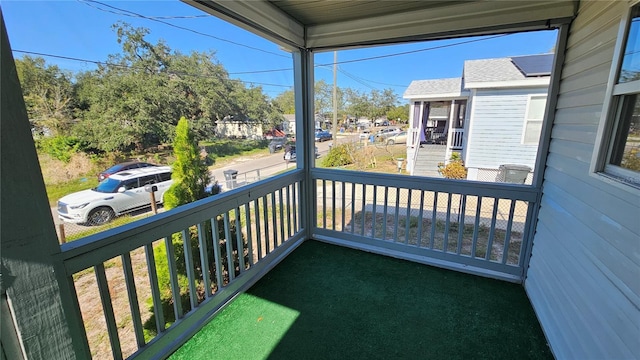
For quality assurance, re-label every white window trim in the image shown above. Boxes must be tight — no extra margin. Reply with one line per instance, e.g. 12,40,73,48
521,94,547,145
590,0,640,192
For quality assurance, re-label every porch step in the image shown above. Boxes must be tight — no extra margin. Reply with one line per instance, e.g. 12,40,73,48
413,144,446,178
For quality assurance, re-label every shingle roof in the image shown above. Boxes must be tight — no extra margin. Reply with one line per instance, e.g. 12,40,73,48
404,54,553,99
403,77,464,98
464,57,526,83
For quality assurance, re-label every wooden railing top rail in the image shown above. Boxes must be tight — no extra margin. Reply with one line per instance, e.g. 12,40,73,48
311,168,538,201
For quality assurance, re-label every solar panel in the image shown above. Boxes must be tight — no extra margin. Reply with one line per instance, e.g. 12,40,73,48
511,54,553,77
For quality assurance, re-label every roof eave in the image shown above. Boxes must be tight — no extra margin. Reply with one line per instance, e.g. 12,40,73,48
464,78,550,89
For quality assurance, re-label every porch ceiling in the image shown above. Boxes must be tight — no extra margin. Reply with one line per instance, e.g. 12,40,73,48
185,0,577,50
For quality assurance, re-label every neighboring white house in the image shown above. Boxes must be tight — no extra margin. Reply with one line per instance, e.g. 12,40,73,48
283,114,296,134
403,54,552,182
215,116,264,139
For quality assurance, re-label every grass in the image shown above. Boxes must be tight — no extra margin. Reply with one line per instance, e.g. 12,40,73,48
46,177,99,206
200,139,270,165
65,215,135,242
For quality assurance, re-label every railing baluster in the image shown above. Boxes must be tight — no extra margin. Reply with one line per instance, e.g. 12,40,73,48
322,179,327,229
382,187,389,241
456,195,467,255
262,196,270,255
145,243,164,333
471,197,483,258
341,181,346,232
244,204,254,267
164,235,183,319
286,185,292,238
182,229,197,310
405,189,412,245
253,199,262,260
271,190,278,249
372,185,378,238
223,213,235,281
486,198,500,261
279,189,285,246
121,252,145,348
416,190,425,247
393,188,400,242
210,217,224,290
430,191,438,249
360,183,366,237
197,223,212,298
332,180,336,231
501,200,517,264
95,263,122,360
443,193,452,252
234,207,246,272
351,182,356,234
292,183,298,234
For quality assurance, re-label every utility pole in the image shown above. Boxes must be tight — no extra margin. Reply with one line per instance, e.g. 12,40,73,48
332,51,338,143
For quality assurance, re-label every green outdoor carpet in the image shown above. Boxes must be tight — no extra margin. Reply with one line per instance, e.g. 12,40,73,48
170,240,552,360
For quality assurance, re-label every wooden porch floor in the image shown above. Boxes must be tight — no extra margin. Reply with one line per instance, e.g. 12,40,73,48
169,240,552,359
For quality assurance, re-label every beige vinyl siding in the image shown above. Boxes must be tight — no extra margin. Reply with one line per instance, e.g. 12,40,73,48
525,1,640,358
465,88,547,169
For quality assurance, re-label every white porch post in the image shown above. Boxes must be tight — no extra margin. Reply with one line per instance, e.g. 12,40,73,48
0,13,90,359
446,100,456,161
293,48,316,239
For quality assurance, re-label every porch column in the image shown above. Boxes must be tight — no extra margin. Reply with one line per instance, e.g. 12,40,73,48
0,13,90,359
293,48,316,239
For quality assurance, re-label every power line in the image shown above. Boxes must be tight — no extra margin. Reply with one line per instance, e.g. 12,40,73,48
337,68,407,88
78,0,211,20
78,0,289,58
336,68,375,90
316,34,509,66
12,49,292,88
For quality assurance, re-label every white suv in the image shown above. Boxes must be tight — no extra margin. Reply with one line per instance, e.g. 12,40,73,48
58,166,173,225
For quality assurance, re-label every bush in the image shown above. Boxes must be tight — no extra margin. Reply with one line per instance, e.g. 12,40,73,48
144,216,248,336
438,152,467,179
37,135,88,162
321,143,353,167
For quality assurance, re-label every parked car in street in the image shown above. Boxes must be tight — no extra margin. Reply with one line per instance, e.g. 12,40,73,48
376,127,402,138
359,129,371,140
315,131,333,142
98,161,156,181
268,137,288,153
284,145,320,160
385,131,408,145
59,166,173,226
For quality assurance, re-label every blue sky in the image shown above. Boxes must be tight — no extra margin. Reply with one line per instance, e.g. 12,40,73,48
3,0,558,99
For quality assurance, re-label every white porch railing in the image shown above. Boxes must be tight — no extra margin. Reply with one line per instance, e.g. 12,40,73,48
312,168,537,281
55,168,539,359
448,128,464,149
58,171,306,359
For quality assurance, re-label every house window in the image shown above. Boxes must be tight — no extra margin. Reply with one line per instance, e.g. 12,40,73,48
522,95,547,145
595,3,640,187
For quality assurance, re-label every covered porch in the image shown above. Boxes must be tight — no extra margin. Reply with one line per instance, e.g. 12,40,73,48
2,1,638,360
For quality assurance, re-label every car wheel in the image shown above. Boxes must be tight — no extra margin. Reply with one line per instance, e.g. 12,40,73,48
87,207,115,226
387,139,395,145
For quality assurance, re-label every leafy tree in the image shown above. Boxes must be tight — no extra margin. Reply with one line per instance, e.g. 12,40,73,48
386,104,410,124
368,88,398,120
164,117,211,209
74,22,274,151
273,89,295,114
15,56,75,136
344,88,369,120
314,79,333,117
